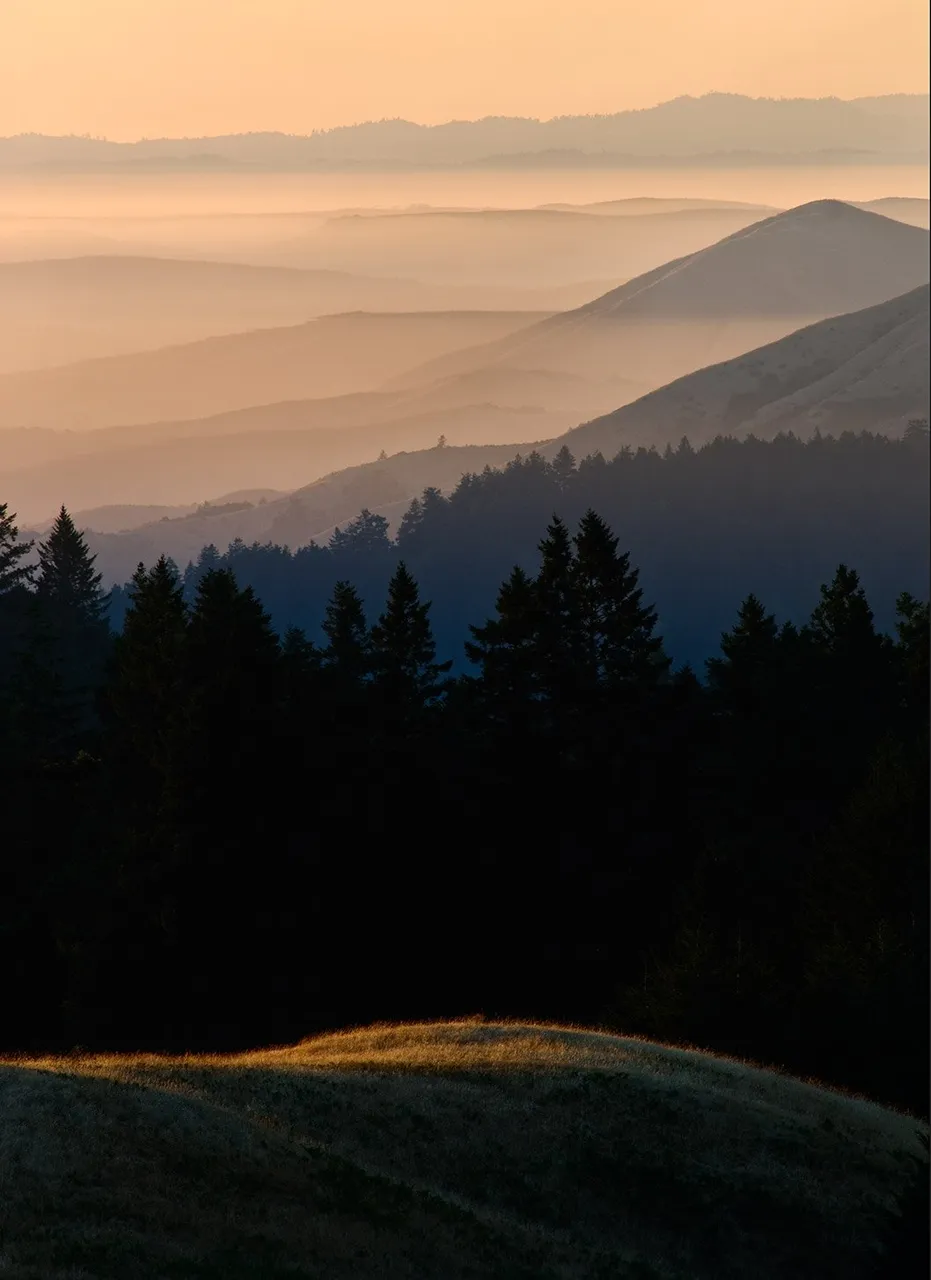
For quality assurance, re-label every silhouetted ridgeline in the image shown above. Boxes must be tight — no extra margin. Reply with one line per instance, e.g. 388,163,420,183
107,430,931,671
0,423,928,1117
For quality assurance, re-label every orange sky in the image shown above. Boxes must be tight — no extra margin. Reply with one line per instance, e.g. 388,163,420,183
0,0,927,140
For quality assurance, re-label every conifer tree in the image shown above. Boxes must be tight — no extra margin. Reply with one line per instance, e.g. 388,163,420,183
572,510,668,690
550,445,576,491
806,564,892,762
328,509,391,555
107,557,188,779
36,507,108,625
281,624,322,672
0,503,34,595
321,580,370,683
466,565,540,703
706,593,781,716
535,516,580,701
808,564,881,660
370,561,451,707
32,507,110,735
182,543,222,597
181,567,282,822
187,568,280,686
893,592,929,732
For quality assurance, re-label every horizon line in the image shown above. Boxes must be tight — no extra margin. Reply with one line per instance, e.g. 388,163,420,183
4,90,928,147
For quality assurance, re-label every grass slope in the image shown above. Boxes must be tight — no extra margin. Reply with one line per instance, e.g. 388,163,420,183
1,1021,926,1279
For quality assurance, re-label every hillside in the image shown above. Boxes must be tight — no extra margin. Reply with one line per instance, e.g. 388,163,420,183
0,361,640,523
1,1020,925,1279
393,201,930,391
562,284,930,455
302,205,772,287
57,284,930,576
4,407,567,525
0,255,617,373
69,442,544,582
0,310,548,431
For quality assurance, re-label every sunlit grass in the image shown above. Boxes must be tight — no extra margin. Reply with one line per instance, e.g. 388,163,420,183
2,1020,926,1279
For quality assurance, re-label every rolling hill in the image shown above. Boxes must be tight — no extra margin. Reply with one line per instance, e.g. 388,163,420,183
393,201,930,391
1,1021,925,1279
54,284,929,583
561,283,930,456
63,442,544,583
0,361,642,523
0,255,626,374
3,407,567,525
298,204,775,287
0,310,549,431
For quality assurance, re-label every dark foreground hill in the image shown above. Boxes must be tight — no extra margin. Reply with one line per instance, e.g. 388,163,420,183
2,1021,926,1280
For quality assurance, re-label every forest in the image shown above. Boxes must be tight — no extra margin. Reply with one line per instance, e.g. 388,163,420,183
106,428,930,670
1,426,927,1119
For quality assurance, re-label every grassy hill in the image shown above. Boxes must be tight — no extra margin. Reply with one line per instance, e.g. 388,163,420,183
2,1021,926,1278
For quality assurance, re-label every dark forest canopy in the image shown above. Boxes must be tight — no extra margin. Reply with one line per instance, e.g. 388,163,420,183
0,443,928,1118
107,429,931,673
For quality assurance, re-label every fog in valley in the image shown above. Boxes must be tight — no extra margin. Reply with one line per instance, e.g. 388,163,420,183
2,2,930,1269
0,151,928,552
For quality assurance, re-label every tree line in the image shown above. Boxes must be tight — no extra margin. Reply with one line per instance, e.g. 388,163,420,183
103,429,929,675
1,489,927,1115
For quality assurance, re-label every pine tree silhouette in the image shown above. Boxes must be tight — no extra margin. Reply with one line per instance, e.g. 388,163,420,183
809,564,883,660
551,445,576,491
0,503,34,595
535,516,580,704
370,561,451,708
572,509,668,690
108,557,188,781
32,506,110,738
706,593,781,716
36,507,108,625
321,580,370,684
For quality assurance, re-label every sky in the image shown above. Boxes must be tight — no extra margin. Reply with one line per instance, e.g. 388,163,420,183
0,0,927,140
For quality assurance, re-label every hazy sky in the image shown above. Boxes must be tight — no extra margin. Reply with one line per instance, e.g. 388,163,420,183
0,0,927,140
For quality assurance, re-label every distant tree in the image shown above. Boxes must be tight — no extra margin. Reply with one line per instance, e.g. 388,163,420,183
551,445,576,491
370,561,451,710
182,543,222,597
328,509,391,556
0,503,34,595
436,434,447,449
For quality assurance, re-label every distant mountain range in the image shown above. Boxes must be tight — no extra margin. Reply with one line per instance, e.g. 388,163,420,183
2,95,927,171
